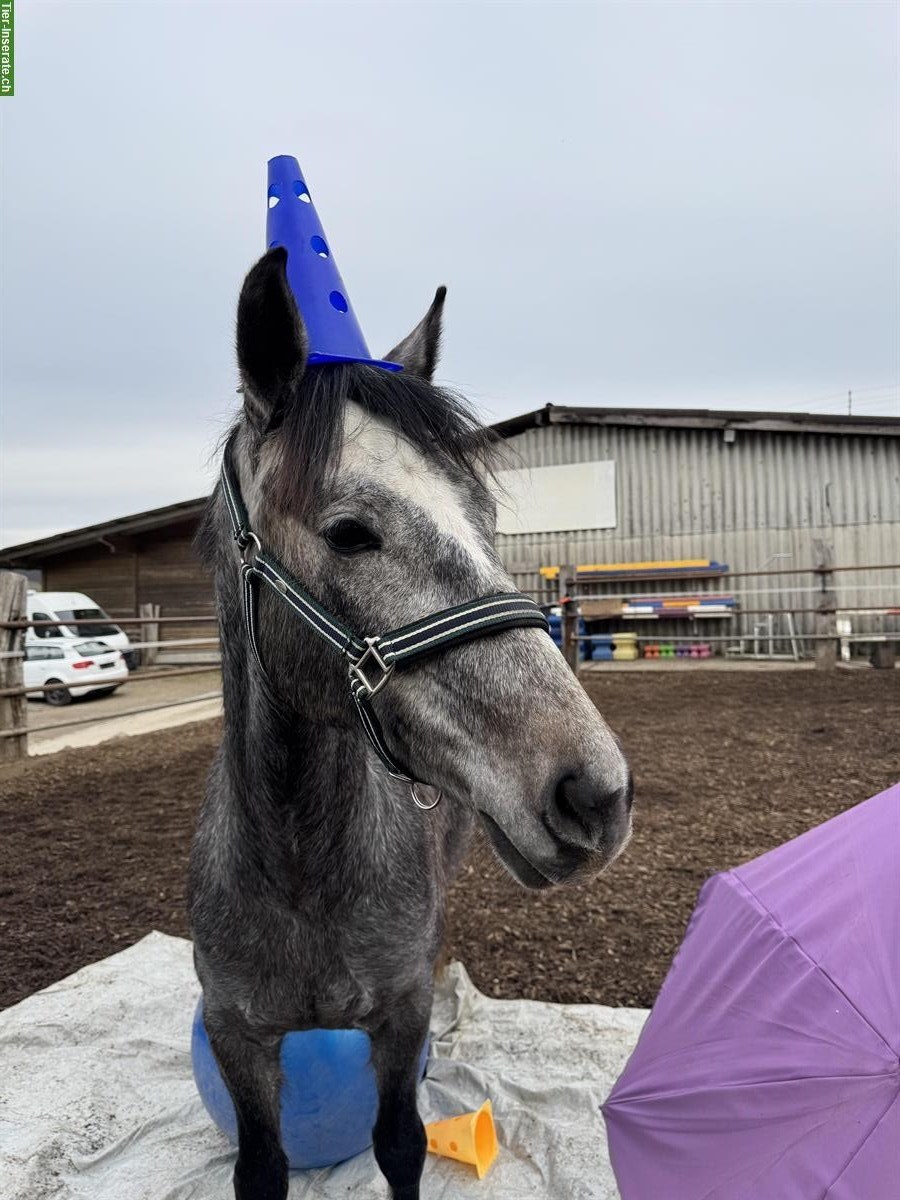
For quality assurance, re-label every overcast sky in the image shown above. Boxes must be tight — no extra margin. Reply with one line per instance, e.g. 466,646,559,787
1,1,898,546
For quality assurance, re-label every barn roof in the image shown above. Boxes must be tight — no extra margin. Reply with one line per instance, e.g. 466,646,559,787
0,497,208,565
493,403,900,439
2,404,898,564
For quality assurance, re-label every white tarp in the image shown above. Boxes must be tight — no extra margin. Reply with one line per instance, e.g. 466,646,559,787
0,932,647,1200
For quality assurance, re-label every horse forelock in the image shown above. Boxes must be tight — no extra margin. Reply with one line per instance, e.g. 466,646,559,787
255,363,494,514
221,363,500,586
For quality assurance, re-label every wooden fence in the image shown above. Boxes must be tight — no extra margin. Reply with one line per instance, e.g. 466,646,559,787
1,554,897,762
543,556,900,671
0,572,221,764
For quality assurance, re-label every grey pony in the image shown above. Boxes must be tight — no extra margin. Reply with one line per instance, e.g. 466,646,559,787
189,247,632,1200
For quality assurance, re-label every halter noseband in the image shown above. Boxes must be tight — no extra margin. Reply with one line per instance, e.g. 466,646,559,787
219,444,549,805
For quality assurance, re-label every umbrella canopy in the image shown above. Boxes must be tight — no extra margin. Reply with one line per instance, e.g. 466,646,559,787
603,783,900,1199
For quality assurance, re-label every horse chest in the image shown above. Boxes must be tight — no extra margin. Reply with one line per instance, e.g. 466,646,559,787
237,897,438,1032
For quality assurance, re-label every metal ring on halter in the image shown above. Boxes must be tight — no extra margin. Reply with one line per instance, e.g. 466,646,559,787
240,531,262,566
410,781,441,811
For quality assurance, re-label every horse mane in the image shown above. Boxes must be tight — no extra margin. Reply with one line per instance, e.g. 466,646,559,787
259,363,497,516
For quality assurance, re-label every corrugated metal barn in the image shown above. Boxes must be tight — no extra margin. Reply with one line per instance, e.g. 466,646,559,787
2,405,898,655
493,406,900,648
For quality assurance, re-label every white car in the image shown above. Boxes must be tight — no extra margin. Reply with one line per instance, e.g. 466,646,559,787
24,640,129,706
27,590,137,669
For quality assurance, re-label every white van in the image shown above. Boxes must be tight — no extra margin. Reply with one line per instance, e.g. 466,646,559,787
26,591,137,669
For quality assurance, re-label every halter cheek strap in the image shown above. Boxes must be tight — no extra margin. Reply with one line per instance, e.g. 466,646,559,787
220,446,549,791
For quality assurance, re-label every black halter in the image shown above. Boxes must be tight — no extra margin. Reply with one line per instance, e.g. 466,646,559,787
220,445,549,802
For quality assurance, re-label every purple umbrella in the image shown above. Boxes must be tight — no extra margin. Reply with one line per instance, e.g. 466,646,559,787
603,783,900,1199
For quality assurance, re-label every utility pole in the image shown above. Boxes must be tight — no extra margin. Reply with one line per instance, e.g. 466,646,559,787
848,389,852,415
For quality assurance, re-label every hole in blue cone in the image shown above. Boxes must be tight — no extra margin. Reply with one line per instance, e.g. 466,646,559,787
310,236,329,258
267,184,281,208
329,291,348,313
293,180,312,203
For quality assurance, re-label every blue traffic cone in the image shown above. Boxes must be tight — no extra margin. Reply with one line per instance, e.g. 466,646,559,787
265,154,401,372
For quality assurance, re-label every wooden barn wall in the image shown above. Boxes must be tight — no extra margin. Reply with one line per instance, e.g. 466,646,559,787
43,547,137,618
39,518,213,643
134,519,212,641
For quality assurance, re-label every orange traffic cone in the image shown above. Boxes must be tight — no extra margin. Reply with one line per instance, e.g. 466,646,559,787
425,1099,498,1179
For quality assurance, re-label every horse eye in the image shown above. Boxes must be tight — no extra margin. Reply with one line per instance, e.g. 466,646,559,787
323,519,381,555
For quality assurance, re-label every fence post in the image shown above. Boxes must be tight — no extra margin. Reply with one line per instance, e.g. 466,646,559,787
559,563,579,674
0,571,27,762
140,602,161,668
813,540,837,670
872,642,896,670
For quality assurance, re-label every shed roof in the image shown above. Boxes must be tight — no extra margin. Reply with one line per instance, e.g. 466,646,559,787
0,497,208,565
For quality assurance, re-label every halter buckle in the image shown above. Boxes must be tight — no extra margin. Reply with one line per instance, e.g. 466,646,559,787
349,637,394,699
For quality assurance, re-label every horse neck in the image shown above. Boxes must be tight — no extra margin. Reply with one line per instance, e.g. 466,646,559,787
213,574,413,888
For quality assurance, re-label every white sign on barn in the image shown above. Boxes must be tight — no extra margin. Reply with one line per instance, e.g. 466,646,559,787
494,461,617,534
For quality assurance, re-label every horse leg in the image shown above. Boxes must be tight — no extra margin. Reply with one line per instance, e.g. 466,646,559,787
205,1009,287,1200
369,995,431,1200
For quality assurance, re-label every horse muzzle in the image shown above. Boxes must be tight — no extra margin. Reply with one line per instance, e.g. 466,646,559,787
478,767,633,890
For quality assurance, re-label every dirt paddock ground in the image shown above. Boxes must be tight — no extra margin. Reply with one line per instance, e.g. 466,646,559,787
2,670,898,1011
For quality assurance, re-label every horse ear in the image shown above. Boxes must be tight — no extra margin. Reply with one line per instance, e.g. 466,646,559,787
384,286,447,381
236,247,309,433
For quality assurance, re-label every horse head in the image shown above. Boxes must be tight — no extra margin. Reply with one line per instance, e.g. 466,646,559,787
216,247,632,887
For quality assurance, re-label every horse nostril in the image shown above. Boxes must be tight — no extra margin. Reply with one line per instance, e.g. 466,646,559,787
554,773,592,837
552,771,630,840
